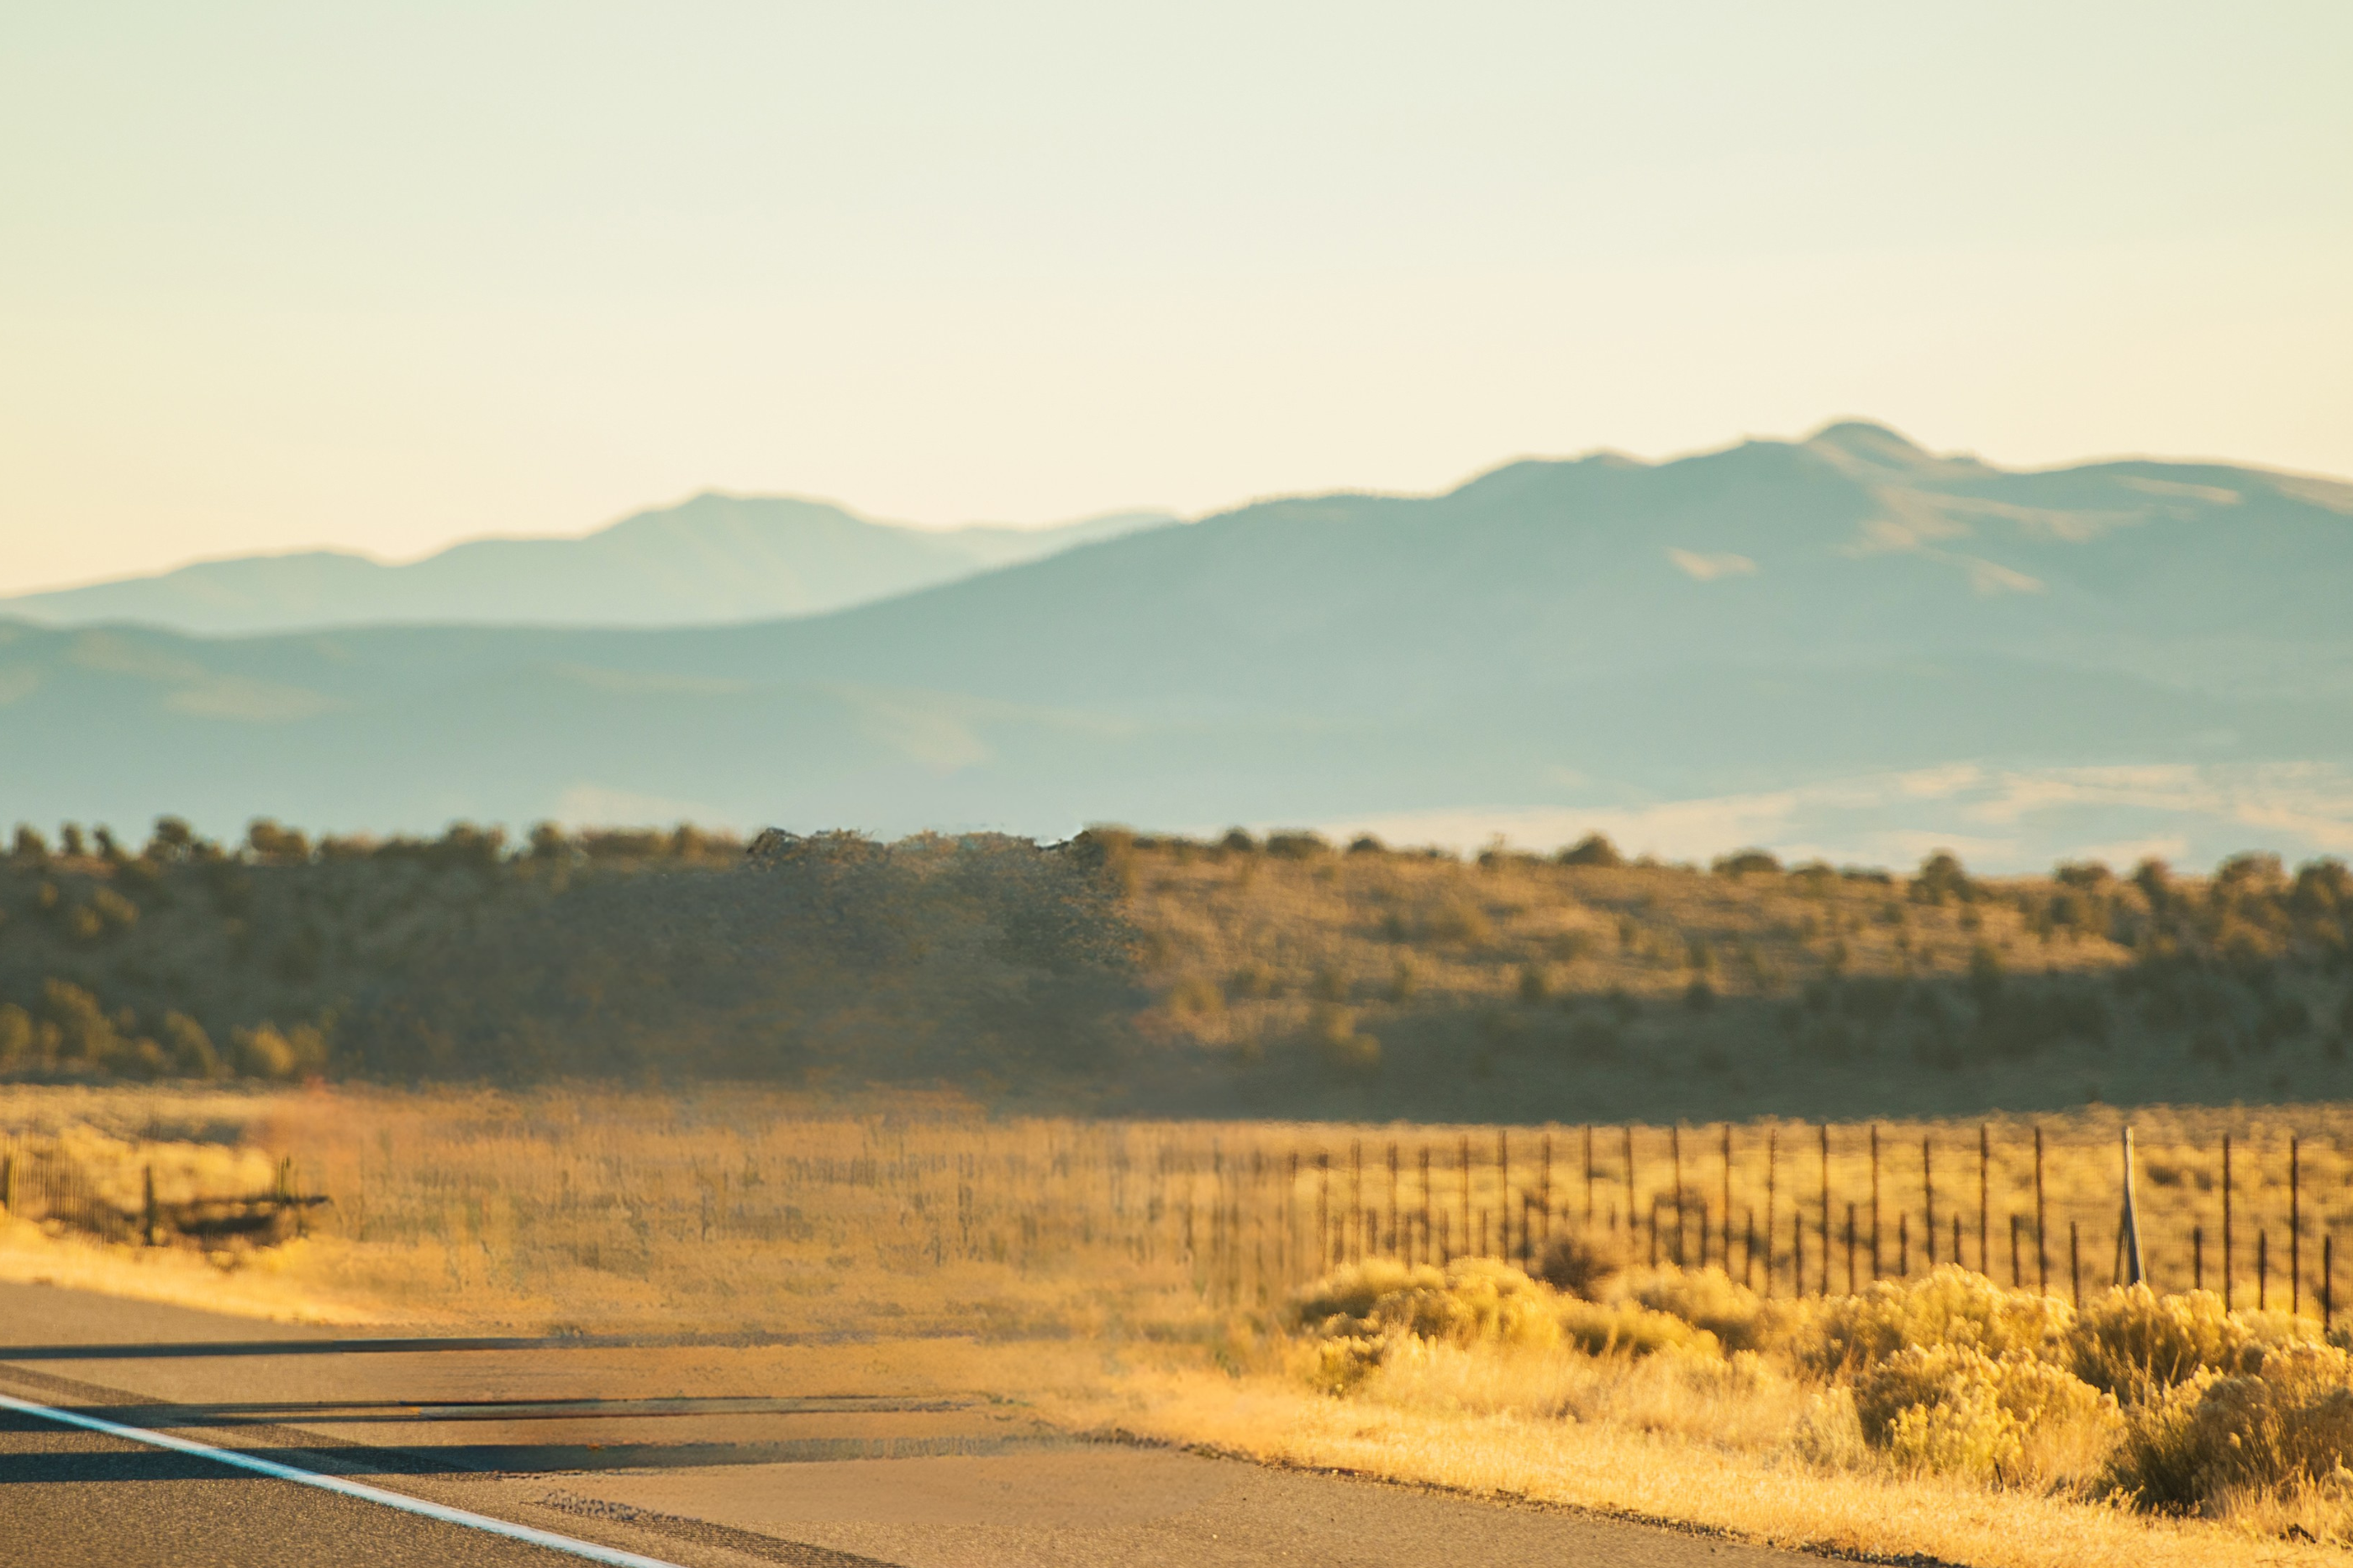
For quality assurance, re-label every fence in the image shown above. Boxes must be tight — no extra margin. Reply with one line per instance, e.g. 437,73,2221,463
317,1109,2344,1318
0,1135,113,1238
11,1103,2338,1327
0,1132,323,1249
1147,1118,2342,1323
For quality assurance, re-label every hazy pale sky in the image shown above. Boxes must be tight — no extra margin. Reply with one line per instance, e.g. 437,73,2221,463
3,2,2348,594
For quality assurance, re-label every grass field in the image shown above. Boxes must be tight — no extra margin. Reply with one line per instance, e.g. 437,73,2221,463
4,1086,2341,1327
3,1085,2350,1565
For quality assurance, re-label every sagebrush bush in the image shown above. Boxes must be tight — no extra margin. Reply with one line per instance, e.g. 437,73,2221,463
1288,1264,2353,1520
1790,1385,1870,1471
1292,1259,1711,1369
1422,1258,1566,1350
1855,1342,2115,1481
1798,1265,2072,1373
2066,1285,2263,1400
1291,1258,1432,1334
1878,1368,2024,1480
2105,1342,2353,1521
1292,1258,1563,1352
1300,1334,1386,1394
1557,1296,1721,1359
1284,1248,2353,1537
1619,1265,1773,1353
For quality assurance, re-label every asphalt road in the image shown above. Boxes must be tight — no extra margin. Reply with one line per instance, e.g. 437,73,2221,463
0,1281,1805,1568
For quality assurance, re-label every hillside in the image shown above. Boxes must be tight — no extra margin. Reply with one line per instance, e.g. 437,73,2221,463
2,422,2350,866
2,818,2345,1123
0,494,1173,633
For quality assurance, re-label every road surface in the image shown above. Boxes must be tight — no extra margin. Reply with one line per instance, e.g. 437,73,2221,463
0,1280,1803,1567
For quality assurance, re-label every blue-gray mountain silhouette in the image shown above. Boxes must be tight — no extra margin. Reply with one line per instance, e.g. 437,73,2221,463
3,422,2348,867
0,495,1174,634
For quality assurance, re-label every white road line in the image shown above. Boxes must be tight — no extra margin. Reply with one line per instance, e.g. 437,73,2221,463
0,1391,686,1568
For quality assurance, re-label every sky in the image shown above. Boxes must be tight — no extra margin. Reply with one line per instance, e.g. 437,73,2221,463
3,2,2349,595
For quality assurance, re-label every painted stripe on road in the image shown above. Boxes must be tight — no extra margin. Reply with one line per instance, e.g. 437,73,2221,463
0,1391,686,1568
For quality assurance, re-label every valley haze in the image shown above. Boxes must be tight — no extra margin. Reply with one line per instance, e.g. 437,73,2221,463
4,420,2350,874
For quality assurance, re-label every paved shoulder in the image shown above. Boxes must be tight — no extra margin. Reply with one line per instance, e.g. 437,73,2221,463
0,1411,596,1568
0,1280,1809,1568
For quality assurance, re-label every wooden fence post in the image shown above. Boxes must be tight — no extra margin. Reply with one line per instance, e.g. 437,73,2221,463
1869,1124,1882,1279
1255,1164,1268,1307
2291,1135,2302,1317
1498,1129,1513,1261
1419,1145,1432,1266
1671,1125,1686,1267
1374,1134,1392,1261
1540,1131,1554,1249
1923,1137,1937,1268
1355,1144,1374,1261
2222,1133,2235,1312
2035,1125,2050,1297
1582,1124,1594,1230
1720,1123,1734,1274
1313,1151,1326,1271
2070,1220,2081,1308
1624,1126,1637,1234
1818,1124,1830,1296
2119,1125,2145,1288
1459,1134,1472,1255
1286,1150,1300,1282
1978,1124,1991,1276
1764,1127,1778,1298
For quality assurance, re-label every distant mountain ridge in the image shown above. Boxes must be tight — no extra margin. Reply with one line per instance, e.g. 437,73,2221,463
3,420,2350,871
0,495,1176,634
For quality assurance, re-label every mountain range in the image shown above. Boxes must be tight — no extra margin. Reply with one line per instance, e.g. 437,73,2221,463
0,497,1174,633
4,421,2350,871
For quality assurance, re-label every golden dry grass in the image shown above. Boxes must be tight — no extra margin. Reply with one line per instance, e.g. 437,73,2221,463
10,1086,2339,1330
1050,1355,2344,1568
4,1083,2350,1566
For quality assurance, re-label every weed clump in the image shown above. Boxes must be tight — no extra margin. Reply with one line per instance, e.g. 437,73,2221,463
1533,1232,1622,1298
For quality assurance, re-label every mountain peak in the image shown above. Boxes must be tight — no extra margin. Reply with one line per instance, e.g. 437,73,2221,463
1803,419,1933,466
